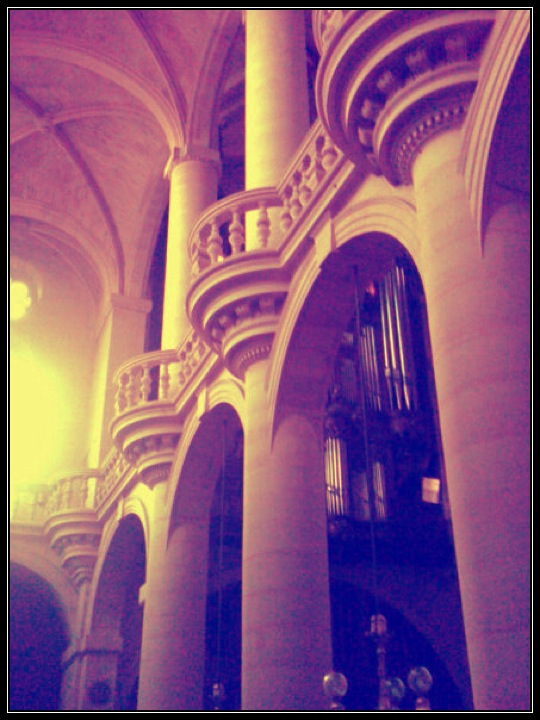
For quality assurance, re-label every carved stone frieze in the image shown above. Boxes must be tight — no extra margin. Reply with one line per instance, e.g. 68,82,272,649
44,512,102,589
123,431,180,487
315,9,496,185
188,249,289,378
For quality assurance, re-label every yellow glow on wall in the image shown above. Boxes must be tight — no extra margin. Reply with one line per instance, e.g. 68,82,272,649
10,279,32,321
9,338,68,491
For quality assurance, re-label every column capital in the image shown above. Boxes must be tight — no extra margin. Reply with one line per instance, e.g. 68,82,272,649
109,292,153,315
163,144,221,181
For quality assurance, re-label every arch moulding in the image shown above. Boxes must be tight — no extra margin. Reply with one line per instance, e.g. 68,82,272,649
459,9,530,244
164,374,245,529
268,194,420,438
84,500,149,637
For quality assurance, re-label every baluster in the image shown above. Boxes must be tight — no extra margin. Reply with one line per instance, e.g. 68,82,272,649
60,479,70,510
127,367,140,407
290,173,302,220
229,207,244,255
115,372,128,413
298,156,312,207
207,218,223,264
159,361,170,400
321,135,338,171
141,363,151,402
313,135,327,185
85,476,96,509
178,350,187,386
257,201,270,248
192,229,210,275
280,189,293,232
75,476,86,508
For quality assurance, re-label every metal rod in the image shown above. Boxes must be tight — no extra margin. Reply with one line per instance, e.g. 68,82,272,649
215,420,227,702
352,266,380,610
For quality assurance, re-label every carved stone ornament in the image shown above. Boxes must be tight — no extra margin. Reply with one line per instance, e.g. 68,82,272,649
315,9,496,185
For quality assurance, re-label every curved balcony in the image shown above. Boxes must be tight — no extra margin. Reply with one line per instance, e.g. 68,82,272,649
109,328,214,486
190,124,342,278
41,472,103,588
188,121,344,378
314,9,495,185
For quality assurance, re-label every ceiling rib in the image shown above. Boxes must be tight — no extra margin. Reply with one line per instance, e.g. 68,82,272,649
10,82,125,294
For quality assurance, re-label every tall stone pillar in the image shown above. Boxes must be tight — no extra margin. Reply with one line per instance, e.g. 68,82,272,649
313,9,529,708
242,360,333,710
244,9,310,249
239,11,331,708
137,481,211,710
412,130,530,710
161,150,219,349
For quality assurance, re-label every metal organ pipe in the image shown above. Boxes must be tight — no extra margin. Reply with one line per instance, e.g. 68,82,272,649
325,435,349,518
396,265,417,411
379,264,417,413
379,281,393,408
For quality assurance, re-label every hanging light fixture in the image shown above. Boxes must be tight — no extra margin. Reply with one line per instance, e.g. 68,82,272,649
323,670,348,710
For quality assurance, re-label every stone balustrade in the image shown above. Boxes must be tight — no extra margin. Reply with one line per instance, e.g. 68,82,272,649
10,485,50,525
44,471,100,515
10,472,100,526
113,328,209,415
277,120,342,229
97,448,131,507
189,121,342,278
189,187,282,274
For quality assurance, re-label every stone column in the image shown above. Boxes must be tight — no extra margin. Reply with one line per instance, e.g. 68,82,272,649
77,629,123,710
242,360,333,710
88,294,152,467
161,150,219,349
137,481,211,710
244,8,310,249
412,129,530,710
240,15,330,703
60,580,93,710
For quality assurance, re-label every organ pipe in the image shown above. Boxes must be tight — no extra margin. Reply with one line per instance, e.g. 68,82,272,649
379,264,417,413
325,436,349,518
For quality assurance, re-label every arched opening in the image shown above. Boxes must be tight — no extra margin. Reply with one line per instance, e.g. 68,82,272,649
324,250,449,542
202,407,243,710
275,231,471,709
88,514,146,710
165,402,243,710
9,562,70,710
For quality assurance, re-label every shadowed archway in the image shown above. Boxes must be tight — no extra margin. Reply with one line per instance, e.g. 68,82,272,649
9,562,70,710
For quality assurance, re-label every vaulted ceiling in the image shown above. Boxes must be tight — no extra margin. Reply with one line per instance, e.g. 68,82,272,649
9,9,250,487
9,9,247,307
